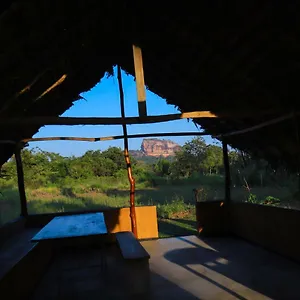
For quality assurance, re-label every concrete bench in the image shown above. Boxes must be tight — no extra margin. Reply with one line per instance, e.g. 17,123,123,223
0,228,52,299
116,231,150,260
116,231,150,298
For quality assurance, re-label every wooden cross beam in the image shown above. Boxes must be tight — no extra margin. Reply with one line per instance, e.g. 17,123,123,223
0,111,217,126
0,131,208,145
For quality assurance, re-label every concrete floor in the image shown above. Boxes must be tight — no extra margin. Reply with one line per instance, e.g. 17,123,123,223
30,235,300,300
141,236,300,300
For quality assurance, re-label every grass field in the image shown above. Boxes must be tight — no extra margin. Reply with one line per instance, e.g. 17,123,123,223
0,175,298,237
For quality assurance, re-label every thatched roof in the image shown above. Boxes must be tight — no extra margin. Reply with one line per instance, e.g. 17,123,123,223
1,1,300,167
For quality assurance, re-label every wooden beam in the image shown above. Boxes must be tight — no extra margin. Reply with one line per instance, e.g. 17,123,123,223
0,140,16,144
14,148,28,217
217,113,294,138
0,131,208,145
34,74,67,102
132,45,147,117
0,70,47,114
117,65,138,238
0,111,217,126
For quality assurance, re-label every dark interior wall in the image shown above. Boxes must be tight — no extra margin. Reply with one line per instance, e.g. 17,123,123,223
229,203,300,263
196,201,227,236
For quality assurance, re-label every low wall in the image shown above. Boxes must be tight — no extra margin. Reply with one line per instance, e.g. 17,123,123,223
105,206,158,239
0,217,25,246
196,201,227,236
26,206,159,240
230,203,300,262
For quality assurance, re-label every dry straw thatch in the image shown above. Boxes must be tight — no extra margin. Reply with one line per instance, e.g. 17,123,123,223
0,1,300,168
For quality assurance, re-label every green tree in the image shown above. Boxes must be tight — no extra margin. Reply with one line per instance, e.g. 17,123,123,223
101,147,126,170
68,158,94,179
154,159,171,176
202,145,223,174
0,156,16,181
170,137,207,178
92,157,118,177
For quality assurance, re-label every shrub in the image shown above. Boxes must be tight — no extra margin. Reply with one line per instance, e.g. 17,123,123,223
246,193,258,204
157,195,191,219
263,196,280,205
61,187,76,198
245,193,280,206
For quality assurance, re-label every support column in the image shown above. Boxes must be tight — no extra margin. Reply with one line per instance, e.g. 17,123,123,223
222,141,231,235
117,65,138,237
15,147,28,217
222,141,231,204
293,113,300,193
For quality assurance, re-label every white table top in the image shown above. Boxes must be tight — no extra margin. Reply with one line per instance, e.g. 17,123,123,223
31,212,107,242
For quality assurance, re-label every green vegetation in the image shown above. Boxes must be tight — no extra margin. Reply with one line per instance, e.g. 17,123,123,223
0,137,299,236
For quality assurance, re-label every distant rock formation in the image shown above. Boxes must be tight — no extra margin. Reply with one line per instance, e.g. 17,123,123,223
141,139,181,157
129,150,145,157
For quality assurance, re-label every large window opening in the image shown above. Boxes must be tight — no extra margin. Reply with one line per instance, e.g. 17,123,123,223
0,69,227,237
230,150,300,209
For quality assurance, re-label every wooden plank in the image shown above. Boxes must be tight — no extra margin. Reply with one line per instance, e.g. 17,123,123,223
0,111,217,126
31,213,107,242
116,231,150,260
14,149,28,217
132,45,147,116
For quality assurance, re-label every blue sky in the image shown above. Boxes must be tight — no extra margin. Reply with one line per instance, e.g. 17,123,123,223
31,69,217,156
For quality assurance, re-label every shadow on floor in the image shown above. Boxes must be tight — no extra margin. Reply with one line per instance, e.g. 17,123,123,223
150,271,201,300
163,236,300,300
31,244,200,300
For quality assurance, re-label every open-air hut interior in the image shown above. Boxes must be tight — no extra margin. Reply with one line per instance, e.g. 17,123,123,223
1,1,300,299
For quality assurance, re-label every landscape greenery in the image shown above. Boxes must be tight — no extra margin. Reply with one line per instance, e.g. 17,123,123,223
0,137,299,236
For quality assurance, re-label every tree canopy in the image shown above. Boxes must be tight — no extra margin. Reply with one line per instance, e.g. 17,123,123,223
0,138,292,189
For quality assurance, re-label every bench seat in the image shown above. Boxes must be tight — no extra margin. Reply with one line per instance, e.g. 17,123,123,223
0,228,52,299
116,231,150,297
0,228,39,279
116,231,150,260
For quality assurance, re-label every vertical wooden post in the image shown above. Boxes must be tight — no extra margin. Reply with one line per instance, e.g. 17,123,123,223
132,45,147,117
117,65,138,237
293,113,300,192
222,141,231,204
222,141,231,235
15,147,28,217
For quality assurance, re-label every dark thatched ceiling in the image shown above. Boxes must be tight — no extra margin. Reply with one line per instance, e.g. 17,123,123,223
1,1,300,168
